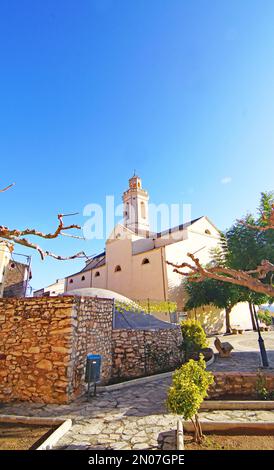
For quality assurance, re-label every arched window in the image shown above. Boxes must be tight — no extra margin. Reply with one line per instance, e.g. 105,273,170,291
142,258,150,265
114,265,122,272
94,271,100,277
205,229,211,235
69,279,73,284
81,275,85,281
140,201,146,218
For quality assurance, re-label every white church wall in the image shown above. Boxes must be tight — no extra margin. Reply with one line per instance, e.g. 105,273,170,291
92,265,107,289
165,218,221,308
132,237,155,255
154,229,187,248
66,270,92,291
106,237,133,298
131,248,166,302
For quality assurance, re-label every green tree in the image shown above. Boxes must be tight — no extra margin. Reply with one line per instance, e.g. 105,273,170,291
167,356,214,443
185,278,244,334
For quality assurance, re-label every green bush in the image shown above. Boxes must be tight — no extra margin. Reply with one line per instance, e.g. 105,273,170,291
258,310,273,326
180,319,208,361
167,356,214,442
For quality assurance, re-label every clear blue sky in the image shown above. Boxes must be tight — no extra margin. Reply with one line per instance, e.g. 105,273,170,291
1,0,274,291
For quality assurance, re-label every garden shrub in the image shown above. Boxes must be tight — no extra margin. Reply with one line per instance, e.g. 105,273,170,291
167,356,214,442
180,318,208,361
258,310,273,326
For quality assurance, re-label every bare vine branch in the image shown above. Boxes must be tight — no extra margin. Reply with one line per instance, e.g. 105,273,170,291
1,184,88,260
0,183,15,193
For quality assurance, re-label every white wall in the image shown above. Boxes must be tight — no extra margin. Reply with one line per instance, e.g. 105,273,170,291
230,302,253,331
0,242,11,297
165,218,220,308
188,302,253,335
92,265,107,289
66,270,92,291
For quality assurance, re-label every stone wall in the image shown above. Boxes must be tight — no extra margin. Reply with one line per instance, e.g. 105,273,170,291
0,296,182,403
0,296,114,404
112,328,182,380
208,371,274,398
70,297,113,398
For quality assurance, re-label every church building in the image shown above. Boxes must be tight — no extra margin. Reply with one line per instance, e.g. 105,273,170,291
64,175,221,309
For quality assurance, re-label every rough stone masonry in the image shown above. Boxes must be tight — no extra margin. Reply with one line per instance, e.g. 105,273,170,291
0,296,182,404
0,296,114,404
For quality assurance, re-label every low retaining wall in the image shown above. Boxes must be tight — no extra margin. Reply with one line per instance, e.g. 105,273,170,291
112,328,182,380
209,371,274,398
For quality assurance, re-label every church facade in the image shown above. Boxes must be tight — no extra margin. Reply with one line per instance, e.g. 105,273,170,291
65,175,221,309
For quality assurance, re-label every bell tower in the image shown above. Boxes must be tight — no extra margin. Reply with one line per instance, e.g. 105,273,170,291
123,174,149,233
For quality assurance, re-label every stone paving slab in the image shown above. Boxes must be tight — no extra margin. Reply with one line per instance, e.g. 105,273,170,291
1,376,274,450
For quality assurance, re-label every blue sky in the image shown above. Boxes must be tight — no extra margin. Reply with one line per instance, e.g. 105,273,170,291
1,0,274,291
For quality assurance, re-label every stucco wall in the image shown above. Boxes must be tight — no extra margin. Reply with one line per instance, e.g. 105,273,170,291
165,218,220,308
106,238,133,298
105,238,166,302
188,302,253,335
66,270,92,290
131,248,166,301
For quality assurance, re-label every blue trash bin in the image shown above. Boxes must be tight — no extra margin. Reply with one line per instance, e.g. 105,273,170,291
85,354,101,398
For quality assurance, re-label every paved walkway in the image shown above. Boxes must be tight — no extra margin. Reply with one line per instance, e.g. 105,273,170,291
1,376,274,450
208,331,274,372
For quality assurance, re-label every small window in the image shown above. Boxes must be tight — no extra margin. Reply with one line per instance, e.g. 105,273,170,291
205,229,211,235
69,279,73,284
114,265,122,272
81,275,85,281
10,262,15,269
142,258,150,265
95,271,100,277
